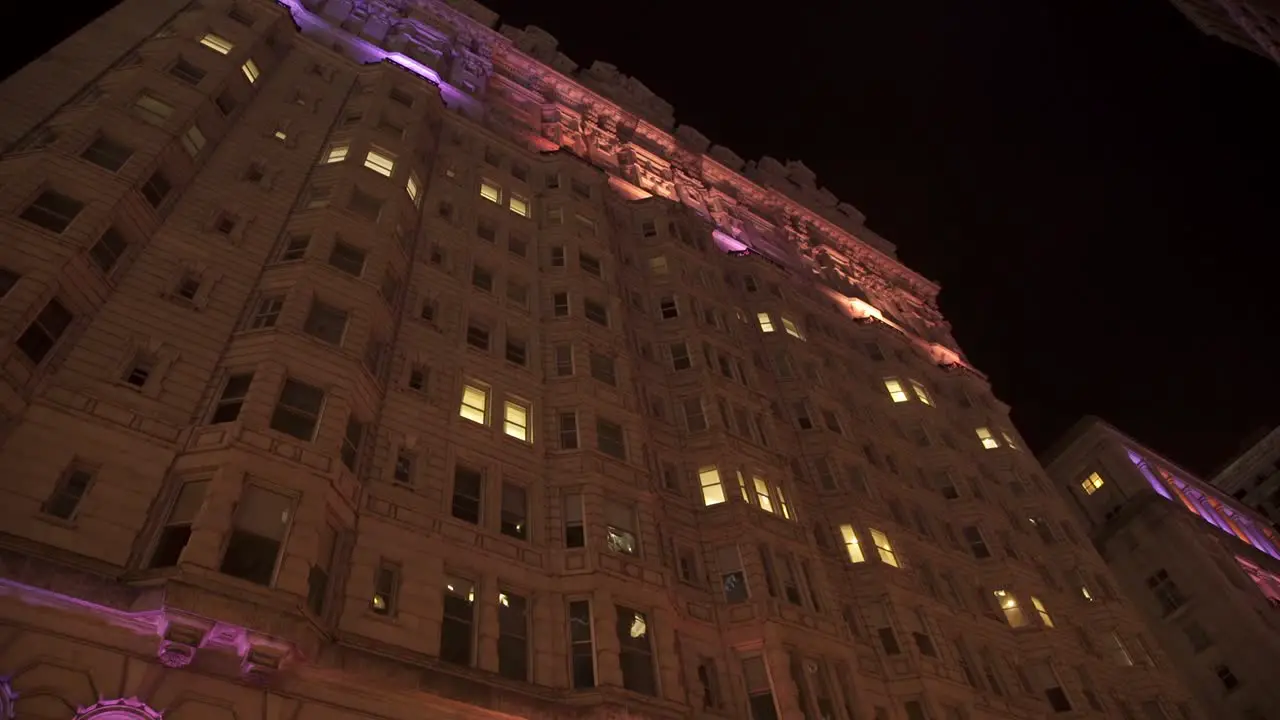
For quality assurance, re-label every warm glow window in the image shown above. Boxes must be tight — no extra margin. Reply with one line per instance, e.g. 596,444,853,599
840,524,866,563
910,380,933,406
503,399,531,442
753,476,774,513
240,58,260,83
509,194,529,217
699,466,726,506
757,312,775,332
976,427,999,449
364,148,395,177
1081,472,1105,495
884,378,909,403
459,383,488,425
199,33,234,54
870,528,899,567
480,180,501,203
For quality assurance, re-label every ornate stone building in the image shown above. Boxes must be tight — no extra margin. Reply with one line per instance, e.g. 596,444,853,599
1211,426,1280,530
1167,0,1280,64
1042,417,1280,720
0,1,1199,719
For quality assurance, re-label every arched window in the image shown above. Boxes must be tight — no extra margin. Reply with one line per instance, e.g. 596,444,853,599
75,698,164,720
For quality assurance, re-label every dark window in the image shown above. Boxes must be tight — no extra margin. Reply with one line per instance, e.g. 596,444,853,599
328,241,366,276
569,599,595,688
211,373,253,423
20,190,84,233
269,378,324,440
219,485,291,585
81,135,133,171
140,171,172,208
498,591,529,681
440,577,475,665
42,466,94,520
615,605,655,695
340,416,364,470
149,480,208,568
451,466,482,524
89,228,129,273
0,267,19,298
596,418,626,459
303,300,348,345
371,563,399,615
16,298,74,364
501,482,528,540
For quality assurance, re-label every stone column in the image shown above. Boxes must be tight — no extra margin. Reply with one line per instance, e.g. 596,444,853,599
477,573,500,673
532,592,564,687
653,606,683,703
593,589,622,687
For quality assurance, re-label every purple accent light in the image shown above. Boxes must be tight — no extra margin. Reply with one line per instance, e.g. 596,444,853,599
1126,450,1173,500
0,677,15,720
75,698,164,720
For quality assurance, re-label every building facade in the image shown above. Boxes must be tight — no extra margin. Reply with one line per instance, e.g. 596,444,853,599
1167,0,1280,64
1042,417,1280,720
0,1,1199,719
1212,426,1280,530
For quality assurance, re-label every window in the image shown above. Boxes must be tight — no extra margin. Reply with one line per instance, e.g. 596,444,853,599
699,466,725,506
1215,665,1239,691
471,264,493,292
976,427,999,449
42,464,94,520
884,378,909,403
963,526,991,558
508,233,528,257
149,480,208,568
169,57,206,84
615,606,656,695
649,256,668,274
269,378,325,441
505,278,529,309
589,351,616,386
20,190,84,233
480,179,501,203
304,184,332,209
440,576,475,665
497,591,529,680
1146,569,1187,614
219,484,292,585
324,241,365,277
81,135,133,171
465,321,490,350
322,144,349,164
742,656,779,720
16,298,73,364
793,402,813,430
451,465,482,523
181,125,206,156
0,267,17,298
405,172,422,205
550,246,566,266
505,335,527,365
199,32,234,54
839,524,866,563
248,295,283,329
570,178,591,198
459,383,488,425
564,493,585,548
1081,472,1105,495
210,373,252,423
757,312,775,332
580,252,602,276
364,147,395,176
123,352,155,388
133,93,174,124
240,58,260,83
302,300,348,345
557,411,579,450
910,380,933,405
605,500,638,555
340,415,364,470
88,228,128,273
993,589,1027,627
715,545,749,602
568,599,595,688
780,317,803,339
554,344,574,376
551,291,570,318
306,523,337,615
671,342,692,370
683,397,709,432
503,398,531,442
494,481,529,540
215,91,237,115
596,418,625,459
870,528,899,567
392,449,416,485
752,476,775,513
1031,596,1054,627
584,298,608,325
509,194,529,217
371,562,399,615
347,187,382,221
659,296,679,319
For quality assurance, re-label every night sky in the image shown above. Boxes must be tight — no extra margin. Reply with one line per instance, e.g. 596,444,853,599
7,0,1279,476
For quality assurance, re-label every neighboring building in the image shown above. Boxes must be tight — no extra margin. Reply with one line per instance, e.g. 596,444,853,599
1212,426,1280,530
1167,0,1280,63
0,1,1198,720
1043,417,1280,720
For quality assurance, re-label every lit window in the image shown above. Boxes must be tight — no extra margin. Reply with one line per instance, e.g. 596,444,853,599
133,93,174,124
1081,472,1105,495
406,172,421,205
869,528,898,567
240,58,260,83
839,524,866,563
503,399,531,442
777,485,792,520
322,144,348,164
753,476,774,513
649,256,668,274
459,383,488,425
364,148,396,177
976,427,999,449
180,125,206,156
884,378,909,403
994,589,1028,627
910,380,933,406
480,180,501,203
699,466,725,506
1002,431,1019,449
757,312,775,332
509,194,529,217
199,33,234,54
273,128,288,142
1031,596,1054,627
781,317,803,339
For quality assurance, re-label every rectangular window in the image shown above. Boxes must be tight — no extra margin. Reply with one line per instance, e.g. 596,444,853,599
781,317,803,339
471,264,493,292
340,416,364,470
465,321,490,351
884,378,909,403
1081,471,1105,495
145,479,205,567
364,147,395,176
615,605,656,695
451,465,482,524
659,296,679,319
564,493,585,548
480,179,501,203
503,398,531,442
346,187,382,221
568,599,595,688
210,373,253,422
169,57,206,84
509,194,529,217
963,526,992,558
910,379,934,405
498,591,529,680
42,464,95,520
995,589,1028,627
322,144,349,164
1031,596,1054,627
605,500,638,555
717,545,749,603
240,58,260,83
21,190,84,233
199,32,234,54
81,135,133,171
219,484,292,585
269,378,324,441
757,312,775,332
440,576,475,665
133,93,174,124
557,411,579,450
551,291,570,317
584,298,608,326
671,342,692,370
550,245,566,266
181,125,206,156
459,383,488,425
699,466,725,506
505,335,527,365
15,296,73,365
371,562,399,615
752,476,774,513
869,528,899,567
554,344,574,376
406,172,422,204
580,252,602,276
500,483,528,540
976,427,999,449
589,351,616,386
306,523,337,615
742,656,779,720
248,295,283,329
840,524,866,563
596,418,626,459
303,300,348,345
327,240,366,276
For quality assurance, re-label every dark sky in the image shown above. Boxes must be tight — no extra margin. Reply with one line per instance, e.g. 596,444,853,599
8,0,1279,476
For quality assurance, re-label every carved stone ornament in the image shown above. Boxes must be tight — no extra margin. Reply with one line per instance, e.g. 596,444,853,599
75,697,164,720
0,677,15,720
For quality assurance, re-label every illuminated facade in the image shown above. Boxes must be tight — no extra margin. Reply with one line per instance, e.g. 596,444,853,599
0,1,1198,719
1212,426,1280,530
1043,417,1280,720
1167,0,1280,64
